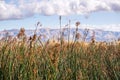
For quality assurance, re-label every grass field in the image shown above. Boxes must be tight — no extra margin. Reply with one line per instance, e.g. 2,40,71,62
0,28,120,80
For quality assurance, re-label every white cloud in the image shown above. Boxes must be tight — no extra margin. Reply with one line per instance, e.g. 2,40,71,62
0,1,22,20
0,0,120,20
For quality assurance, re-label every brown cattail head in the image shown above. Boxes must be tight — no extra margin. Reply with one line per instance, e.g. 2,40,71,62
20,28,25,33
29,36,32,41
75,33,81,40
75,21,80,32
32,34,37,41
17,28,26,39
75,21,80,27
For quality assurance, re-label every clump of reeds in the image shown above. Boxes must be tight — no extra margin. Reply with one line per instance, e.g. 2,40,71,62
17,28,26,40
0,21,120,80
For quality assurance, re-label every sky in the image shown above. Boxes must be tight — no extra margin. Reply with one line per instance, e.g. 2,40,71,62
0,0,120,31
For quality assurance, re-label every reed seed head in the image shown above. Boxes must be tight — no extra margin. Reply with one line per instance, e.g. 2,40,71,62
75,21,80,27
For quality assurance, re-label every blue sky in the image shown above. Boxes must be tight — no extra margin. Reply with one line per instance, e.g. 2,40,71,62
0,0,120,31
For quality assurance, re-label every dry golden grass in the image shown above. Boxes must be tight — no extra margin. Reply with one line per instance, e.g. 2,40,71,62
0,28,120,80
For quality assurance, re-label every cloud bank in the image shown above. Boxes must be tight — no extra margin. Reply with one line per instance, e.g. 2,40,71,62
0,0,120,20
